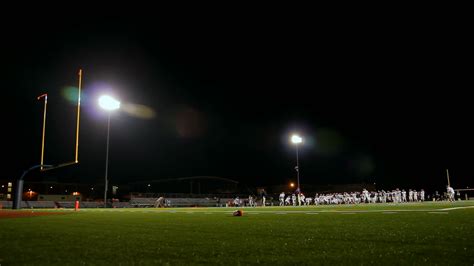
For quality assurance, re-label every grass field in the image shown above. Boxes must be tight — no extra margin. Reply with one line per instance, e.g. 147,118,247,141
1,201,473,265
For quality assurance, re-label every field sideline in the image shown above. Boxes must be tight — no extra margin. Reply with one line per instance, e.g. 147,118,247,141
1,201,473,265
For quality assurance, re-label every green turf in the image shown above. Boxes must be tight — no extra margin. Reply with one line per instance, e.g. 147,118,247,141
1,201,473,265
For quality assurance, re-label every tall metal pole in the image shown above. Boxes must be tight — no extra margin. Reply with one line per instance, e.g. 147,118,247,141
13,179,24,210
295,143,301,206
446,169,451,187
296,143,300,190
104,113,111,208
38,94,48,170
75,69,82,163
13,164,51,209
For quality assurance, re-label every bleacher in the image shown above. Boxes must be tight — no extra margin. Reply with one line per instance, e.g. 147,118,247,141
0,201,64,208
0,201,129,209
0,201,12,208
129,197,234,207
129,197,157,207
111,201,131,208
80,201,103,208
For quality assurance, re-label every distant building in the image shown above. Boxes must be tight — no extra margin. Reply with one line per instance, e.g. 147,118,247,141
0,180,13,200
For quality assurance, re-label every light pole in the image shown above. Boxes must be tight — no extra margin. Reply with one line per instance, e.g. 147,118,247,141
291,134,302,205
98,95,120,208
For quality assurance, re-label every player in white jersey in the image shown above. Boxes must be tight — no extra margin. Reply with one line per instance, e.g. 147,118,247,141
285,195,291,206
233,197,240,207
387,191,392,202
279,192,285,206
300,193,306,206
248,195,255,207
420,189,425,201
380,190,386,203
413,190,418,202
402,190,407,202
362,189,369,203
371,192,377,203
154,197,165,208
408,189,413,202
395,189,401,203
447,186,455,202
314,194,320,205
292,194,297,206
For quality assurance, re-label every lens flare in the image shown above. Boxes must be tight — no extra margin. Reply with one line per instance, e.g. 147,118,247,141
121,103,156,119
176,107,207,138
62,86,79,103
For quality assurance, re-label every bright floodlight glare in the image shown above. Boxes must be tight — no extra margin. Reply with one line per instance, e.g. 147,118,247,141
291,135,302,144
99,95,121,111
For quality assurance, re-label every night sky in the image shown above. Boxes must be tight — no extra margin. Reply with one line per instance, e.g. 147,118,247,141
2,14,472,192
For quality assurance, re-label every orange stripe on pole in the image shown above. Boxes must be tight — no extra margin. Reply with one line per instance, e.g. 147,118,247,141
38,94,47,170
75,69,82,163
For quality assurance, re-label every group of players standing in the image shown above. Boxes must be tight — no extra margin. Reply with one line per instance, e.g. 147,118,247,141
230,186,458,207
278,188,431,206
278,186,458,206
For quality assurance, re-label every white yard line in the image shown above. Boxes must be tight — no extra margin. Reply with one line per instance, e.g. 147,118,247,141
138,209,437,214
437,206,474,211
70,204,474,214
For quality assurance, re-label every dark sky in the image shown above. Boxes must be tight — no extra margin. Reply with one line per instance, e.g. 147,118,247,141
2,13,472,191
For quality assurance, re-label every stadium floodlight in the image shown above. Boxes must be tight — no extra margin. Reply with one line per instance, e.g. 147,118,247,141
291,134,303,205
99,95,121,111
99,95,120,208
291,135,302,144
